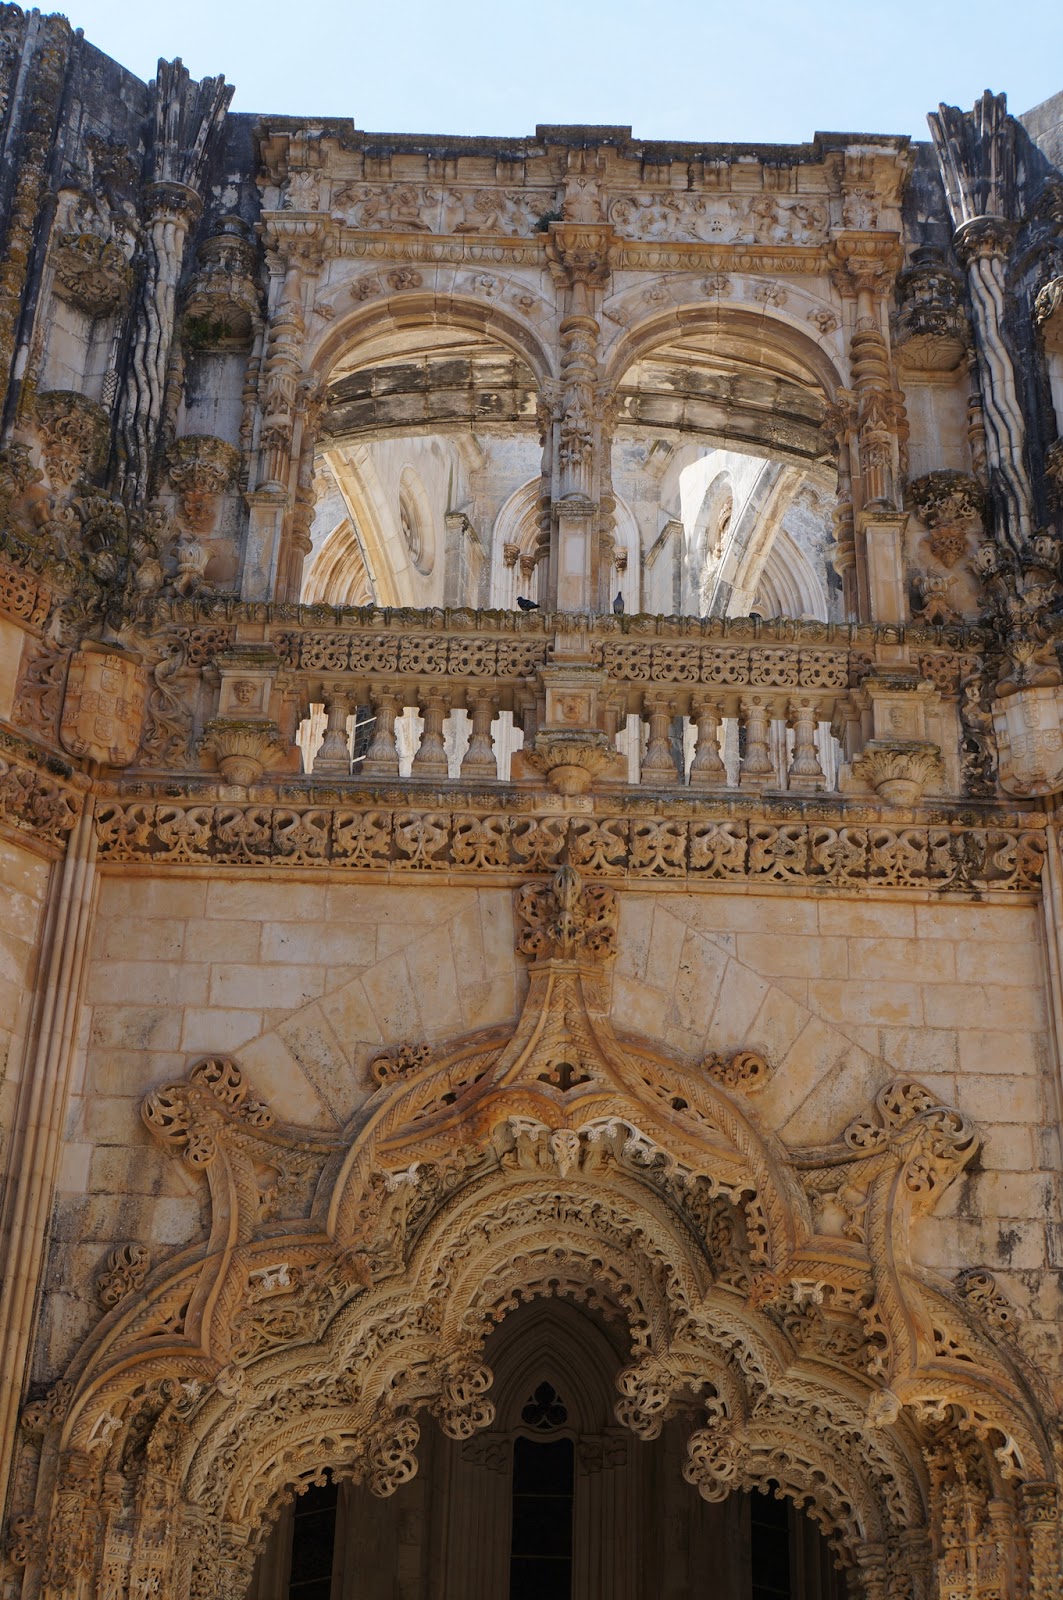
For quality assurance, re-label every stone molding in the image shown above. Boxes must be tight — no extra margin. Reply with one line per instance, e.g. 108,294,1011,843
91,799,1045,892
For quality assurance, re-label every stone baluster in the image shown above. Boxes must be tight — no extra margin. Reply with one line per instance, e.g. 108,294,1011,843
689,697,728,788
362,686,401,777
787,695,826,791
739,694,775,788
640,693,678,784
312,690,351,777
412,688,451,779
461,690,499,781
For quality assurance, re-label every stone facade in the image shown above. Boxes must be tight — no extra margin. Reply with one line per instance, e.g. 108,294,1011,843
1,9,1063,1597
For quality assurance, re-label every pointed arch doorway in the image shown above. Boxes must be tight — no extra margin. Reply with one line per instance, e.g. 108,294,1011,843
249,1299,843,1600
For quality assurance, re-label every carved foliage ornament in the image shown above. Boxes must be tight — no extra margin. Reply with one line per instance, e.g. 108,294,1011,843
34,389,110,488
514,863,618,960
166,434,241,531
51,228,133,315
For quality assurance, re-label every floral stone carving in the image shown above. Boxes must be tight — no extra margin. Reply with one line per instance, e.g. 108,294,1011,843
51,229,133,316
852,741,945,805
34,389,110,487
908,470,985,569
166,434,241,531
201,719,285,786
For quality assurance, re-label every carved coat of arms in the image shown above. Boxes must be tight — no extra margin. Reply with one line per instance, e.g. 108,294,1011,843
992,684,1063,797
60,647,146,767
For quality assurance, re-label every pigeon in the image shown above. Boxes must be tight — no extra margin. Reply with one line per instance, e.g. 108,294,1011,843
613,590,625,615
516,596,540,611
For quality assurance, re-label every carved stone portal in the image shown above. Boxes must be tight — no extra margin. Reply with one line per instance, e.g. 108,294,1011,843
8,866,1055,1600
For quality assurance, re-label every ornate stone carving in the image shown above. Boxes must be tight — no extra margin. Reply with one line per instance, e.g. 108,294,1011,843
522,729,618,795
928,96,1034,550
1045,438,1063,504
91,801,1046,892
95,1243,151,1308
608,191,828,246
955,1268,1015,1332
142,1055,274,1165
166,434,241,530
1033,275,1063,353
59,646,147,767
909,471,986,569
852,741,945,805
701,1049,772,1092
34,389,110,487
182,215,262,349
514,864,618,961
992,685,1063,798
895,252,970,373
51,228,133,316
201,719,285,786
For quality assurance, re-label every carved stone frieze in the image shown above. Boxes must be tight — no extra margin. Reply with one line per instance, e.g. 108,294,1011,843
0,744,82,846
90,801,1046,891
607,191,829,246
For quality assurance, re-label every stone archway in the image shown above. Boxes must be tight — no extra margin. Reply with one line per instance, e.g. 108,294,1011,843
8,867,1059,1600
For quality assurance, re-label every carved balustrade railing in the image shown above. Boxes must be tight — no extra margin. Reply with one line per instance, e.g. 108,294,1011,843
0,573,989,803
247,608,982,800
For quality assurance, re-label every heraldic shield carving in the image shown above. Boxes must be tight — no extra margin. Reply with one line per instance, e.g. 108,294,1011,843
992,685,1063,797
59,646,146,768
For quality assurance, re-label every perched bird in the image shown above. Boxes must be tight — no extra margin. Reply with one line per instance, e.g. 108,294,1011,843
516,595,540,611
613,590,625,615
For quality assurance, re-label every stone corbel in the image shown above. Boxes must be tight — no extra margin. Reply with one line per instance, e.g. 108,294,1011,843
893,248,971,377
515,658,625,795
166,434,241,532
201,720,285,786
842,675,945,803
205,646,291,784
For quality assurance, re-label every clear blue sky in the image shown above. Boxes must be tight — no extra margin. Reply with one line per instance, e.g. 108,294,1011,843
59,0,1063,144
